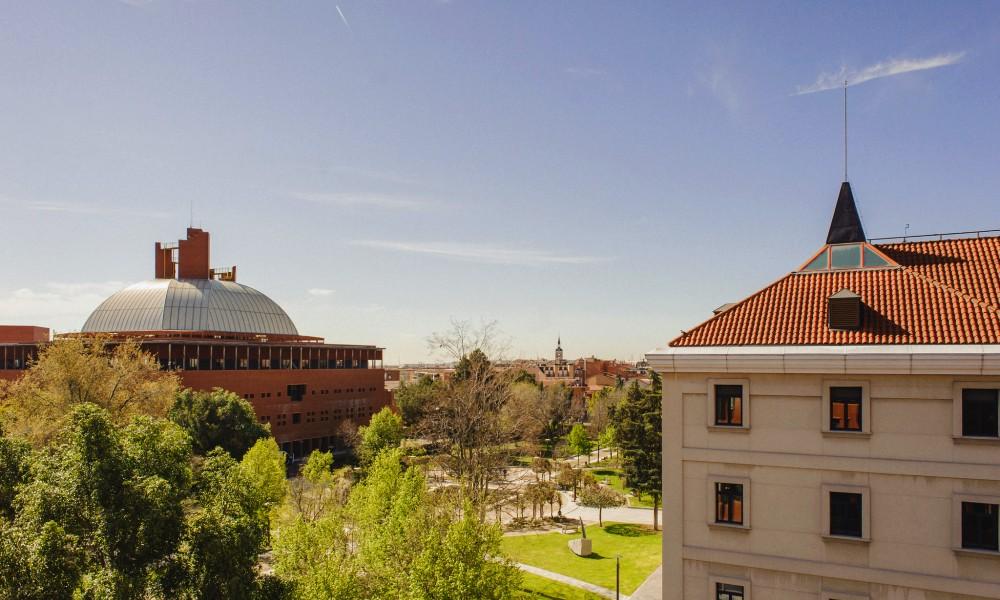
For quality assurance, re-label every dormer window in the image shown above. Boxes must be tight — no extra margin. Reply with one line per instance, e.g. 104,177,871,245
798,182,896,273
828,289,862,330
800,243,894,272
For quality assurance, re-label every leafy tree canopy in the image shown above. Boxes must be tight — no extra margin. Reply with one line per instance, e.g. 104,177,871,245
577,483,625,527
611,377,662,529
357,407,405,466
272,448,521,599
0,403,279,600
0,336,178,445
393,375,441,427
168,387,270,459
566,423,593,462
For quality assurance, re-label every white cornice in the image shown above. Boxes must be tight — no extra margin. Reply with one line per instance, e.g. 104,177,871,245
645,345,1000,375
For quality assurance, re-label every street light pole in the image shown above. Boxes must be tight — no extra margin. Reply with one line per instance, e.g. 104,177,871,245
616,554,621,600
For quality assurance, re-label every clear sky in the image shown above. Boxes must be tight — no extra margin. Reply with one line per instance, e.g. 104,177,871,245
1,1,998,363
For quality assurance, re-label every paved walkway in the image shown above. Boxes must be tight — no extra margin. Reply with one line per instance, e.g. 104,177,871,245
559,491,657,526
516,562,629,600
628,565,662,600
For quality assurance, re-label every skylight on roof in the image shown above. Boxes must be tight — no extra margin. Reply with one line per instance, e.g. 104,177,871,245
799,242,897,272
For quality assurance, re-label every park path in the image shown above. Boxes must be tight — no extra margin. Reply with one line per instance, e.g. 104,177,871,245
515,562,629,600
558,491,657,527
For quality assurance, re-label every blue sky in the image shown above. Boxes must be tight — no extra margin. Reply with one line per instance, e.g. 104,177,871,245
1,1,998,363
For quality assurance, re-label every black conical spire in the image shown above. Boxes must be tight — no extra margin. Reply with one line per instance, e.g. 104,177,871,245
826,182,866,244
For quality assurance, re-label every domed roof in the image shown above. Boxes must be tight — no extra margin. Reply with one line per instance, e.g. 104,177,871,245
82,279,298,336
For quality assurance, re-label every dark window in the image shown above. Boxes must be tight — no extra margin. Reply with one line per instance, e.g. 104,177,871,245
830,386,863,432
715,582,744,600
829,492,863,538
715,385,743,426
292,413,301,425
715,483,744,525
962,389,999,438
287,384,307,402
962,501,999,552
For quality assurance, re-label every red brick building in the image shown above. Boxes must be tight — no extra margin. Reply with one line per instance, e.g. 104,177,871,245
0,228,390,460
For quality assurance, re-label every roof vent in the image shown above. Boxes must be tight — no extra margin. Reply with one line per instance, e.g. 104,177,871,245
828,288,862,330
713,303,736,315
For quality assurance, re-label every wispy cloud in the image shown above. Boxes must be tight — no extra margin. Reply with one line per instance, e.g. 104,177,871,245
329,165,421,187
700,64,741,115
0,281,127,332
565,67,607,79
307,288,335,297
350,240,609,266
794,51,965,95
336,5,353,32
1,196,170,219
291,192,435,211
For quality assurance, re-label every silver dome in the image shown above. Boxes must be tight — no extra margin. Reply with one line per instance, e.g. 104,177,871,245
82,279,299,336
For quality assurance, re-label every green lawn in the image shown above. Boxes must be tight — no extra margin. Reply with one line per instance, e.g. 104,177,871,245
589,469,657,509
515,572,605,600
502,523,662,594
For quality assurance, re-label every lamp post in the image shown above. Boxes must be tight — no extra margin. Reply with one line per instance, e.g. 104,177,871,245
616,554,621,600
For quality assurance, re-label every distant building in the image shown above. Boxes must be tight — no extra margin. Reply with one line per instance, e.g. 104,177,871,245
535,337,574,382
397,365,455,385
1,228,391,461
648,182,1000,600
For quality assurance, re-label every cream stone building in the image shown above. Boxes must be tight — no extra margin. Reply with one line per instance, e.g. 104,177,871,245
647,183,1000,600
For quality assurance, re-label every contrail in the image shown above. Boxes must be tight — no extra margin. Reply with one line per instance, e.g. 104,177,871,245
336,5,353,33
794,51,965,95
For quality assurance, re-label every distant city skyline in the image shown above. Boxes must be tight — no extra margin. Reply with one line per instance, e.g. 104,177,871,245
2,2,999,362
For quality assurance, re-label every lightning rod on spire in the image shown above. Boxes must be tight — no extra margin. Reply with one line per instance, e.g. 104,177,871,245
844,79,848,182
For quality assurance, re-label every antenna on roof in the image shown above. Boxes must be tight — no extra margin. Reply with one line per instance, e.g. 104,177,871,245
843,79,848,182
189,199,194,228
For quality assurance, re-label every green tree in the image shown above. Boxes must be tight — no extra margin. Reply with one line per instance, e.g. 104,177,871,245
8,404,193,598
180,449,269,599
452,348,492,383
556,463,582,501
597,425,616,462
611,375,663,530
393,375,440,427
241,438,288,527
357,407,404,465
168,388,269,459
577,484,624,527
270,512,360,599
0,403,277,599
0,435,31,519
0,520,83,600
409,504,523,598
511,370,538,386
273,448,521,599
566,423,593,465
0,336,178,445
586,386,618,437
287,450,351,522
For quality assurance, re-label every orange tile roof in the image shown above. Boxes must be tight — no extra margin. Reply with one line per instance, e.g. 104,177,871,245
670,236,1000,347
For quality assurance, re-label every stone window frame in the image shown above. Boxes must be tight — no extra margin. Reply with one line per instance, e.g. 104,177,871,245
708,574,750,600
707,475,751,531
952,493,1000,557
707,378,751,431
821,484,871,543
952,381,1000,443
821,380,871,436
